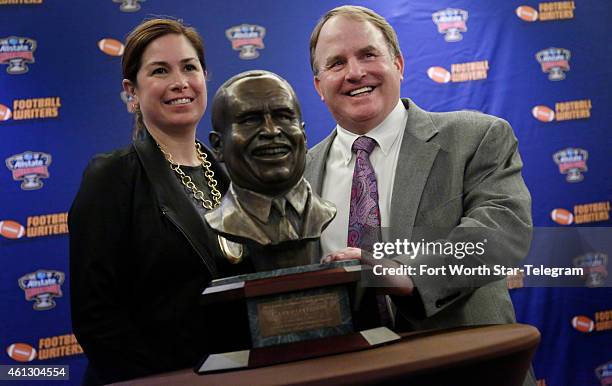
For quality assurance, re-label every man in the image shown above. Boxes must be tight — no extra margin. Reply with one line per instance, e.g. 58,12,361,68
306,5,533,342
206,70,336,270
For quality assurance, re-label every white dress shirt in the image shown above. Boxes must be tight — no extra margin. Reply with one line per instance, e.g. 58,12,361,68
320,100,408,258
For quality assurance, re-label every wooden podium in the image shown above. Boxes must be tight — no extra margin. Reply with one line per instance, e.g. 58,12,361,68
111,324,540,386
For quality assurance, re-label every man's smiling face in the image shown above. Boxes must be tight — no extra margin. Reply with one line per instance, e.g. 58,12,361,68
313,15,404,134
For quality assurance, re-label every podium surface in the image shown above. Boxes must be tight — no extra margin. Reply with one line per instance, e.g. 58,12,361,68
111,324,539,386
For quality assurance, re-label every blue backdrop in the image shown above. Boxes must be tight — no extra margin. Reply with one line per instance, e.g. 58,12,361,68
1,1,610,385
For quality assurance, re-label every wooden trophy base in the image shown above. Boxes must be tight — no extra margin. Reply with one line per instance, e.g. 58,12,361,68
197,261,400,374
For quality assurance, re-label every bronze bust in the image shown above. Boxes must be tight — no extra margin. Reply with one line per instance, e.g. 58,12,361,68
205,70,336,270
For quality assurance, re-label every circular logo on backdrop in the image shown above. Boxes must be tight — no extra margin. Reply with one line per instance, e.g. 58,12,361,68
0,103,12,120
0,220,25,239
427,66,451,83
516,6,539,22
571,315,594,333
98,38,125,56
6,343,37,362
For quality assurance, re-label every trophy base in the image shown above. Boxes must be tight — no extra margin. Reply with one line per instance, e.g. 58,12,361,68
195,326,400,374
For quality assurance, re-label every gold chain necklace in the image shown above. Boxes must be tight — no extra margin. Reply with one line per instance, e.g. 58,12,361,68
158,142,222,210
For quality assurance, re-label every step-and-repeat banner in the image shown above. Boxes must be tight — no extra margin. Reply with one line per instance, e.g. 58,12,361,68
1,1,610,385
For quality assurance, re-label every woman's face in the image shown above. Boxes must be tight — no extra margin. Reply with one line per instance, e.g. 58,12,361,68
129,33,206,134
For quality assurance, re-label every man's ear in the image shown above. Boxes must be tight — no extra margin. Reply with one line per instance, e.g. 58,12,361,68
313,76,324,102
209,131,223,161
394,54,405,81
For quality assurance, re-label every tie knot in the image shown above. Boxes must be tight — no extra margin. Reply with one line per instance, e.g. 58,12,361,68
272,198,286,217
352,136,377,155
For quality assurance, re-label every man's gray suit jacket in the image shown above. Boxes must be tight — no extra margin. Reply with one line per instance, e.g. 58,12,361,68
304,98,533,331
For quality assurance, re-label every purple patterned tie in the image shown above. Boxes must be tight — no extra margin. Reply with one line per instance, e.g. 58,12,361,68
348,136,391,327
348,136,381,249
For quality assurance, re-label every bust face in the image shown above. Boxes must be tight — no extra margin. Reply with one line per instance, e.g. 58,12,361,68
215,75,306,196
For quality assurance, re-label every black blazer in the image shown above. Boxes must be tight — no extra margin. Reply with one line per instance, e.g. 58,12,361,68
69,130,246,384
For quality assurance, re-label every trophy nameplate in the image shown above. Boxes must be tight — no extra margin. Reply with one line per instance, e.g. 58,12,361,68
250,286,352,347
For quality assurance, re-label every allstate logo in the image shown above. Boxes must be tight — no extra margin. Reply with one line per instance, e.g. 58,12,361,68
553,147,587,182
432,9,468,42
573,253,608,287
18,269,65,311
112,0,144,12
5,151,52,190
536,47,571,81
226,24,266,59
0,36,37,75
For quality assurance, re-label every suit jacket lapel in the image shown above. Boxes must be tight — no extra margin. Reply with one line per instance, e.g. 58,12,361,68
133,130,229,277
389,99,440,242
304,131,336,195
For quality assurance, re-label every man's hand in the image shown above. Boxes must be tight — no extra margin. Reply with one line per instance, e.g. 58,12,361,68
321,247,415,296
321,247,362,263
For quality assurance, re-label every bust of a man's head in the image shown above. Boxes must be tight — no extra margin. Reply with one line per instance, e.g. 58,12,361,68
210,70,306,196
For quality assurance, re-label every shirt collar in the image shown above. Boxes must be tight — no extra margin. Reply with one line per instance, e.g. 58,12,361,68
334,100,407,166
230,178,309,223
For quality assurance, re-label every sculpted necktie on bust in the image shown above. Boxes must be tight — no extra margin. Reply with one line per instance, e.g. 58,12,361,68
347,136,381,249
271,197,300,241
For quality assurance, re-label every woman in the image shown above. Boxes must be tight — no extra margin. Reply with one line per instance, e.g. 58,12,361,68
69,19,245,384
